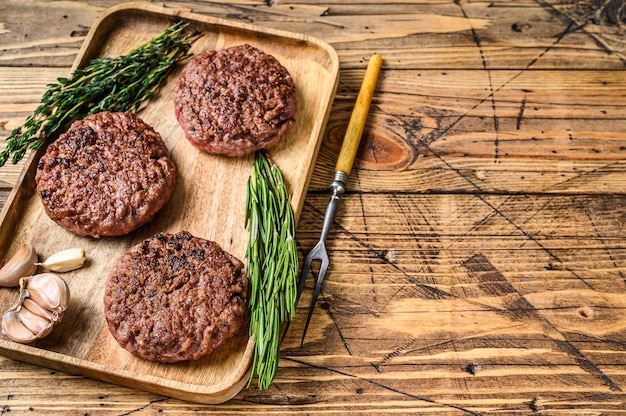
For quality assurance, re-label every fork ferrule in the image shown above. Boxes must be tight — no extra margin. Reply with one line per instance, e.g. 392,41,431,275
330,171,348,196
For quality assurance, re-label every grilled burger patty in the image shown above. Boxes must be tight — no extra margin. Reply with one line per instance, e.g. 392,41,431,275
35,112,176,238
173,44,297,157
104,231,248,363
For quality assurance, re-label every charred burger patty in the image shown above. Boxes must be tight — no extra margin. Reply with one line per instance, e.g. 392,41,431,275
174,44,297,157
35,111,176,238
103,231,248,363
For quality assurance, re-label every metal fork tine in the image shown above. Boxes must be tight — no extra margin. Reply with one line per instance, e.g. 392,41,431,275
295,246,315,303
300,247,330,346
281,241,321,343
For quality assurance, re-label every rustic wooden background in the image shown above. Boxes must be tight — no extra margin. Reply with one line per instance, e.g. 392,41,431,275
2,0,626,414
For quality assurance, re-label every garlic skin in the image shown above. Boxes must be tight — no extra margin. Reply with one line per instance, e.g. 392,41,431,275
1,311,40,344
1,273,70,344
36,248,86,272
0,244,38,287
22,273,70,313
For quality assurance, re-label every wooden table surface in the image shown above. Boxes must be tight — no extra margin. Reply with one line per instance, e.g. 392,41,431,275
2,0,626,414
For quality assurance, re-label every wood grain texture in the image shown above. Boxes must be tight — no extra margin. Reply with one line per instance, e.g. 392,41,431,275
2,0,626,414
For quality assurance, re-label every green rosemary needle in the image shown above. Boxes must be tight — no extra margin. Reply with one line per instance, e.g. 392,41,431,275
0,21,201,167
245,151,298,389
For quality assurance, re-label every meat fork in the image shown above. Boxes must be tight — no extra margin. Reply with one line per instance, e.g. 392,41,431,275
296,53,382,345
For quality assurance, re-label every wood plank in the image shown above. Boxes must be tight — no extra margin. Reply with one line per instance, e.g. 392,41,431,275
3,1,626,70
0,67,67,188
309,68,626,194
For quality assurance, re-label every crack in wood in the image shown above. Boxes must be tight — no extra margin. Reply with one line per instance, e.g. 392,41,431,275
516,96,527,130
456,2,501,162
537,0,626,64
545,159,617,190
378,337,419,365
321,292,353,356
118,397,169,416
580,203,626,286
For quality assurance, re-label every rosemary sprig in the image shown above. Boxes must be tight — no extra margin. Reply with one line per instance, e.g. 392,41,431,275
245,151,298,389
0,21,201,167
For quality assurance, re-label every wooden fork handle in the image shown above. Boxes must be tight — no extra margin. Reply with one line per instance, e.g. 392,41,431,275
335,53,383,176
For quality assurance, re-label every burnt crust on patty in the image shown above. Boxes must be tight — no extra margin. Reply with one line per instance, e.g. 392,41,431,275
173,44,297,157
104,231,248,363
35,112,176,238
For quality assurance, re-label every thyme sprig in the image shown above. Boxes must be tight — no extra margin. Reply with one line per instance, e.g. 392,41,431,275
245,151,298,389
0,21,201,167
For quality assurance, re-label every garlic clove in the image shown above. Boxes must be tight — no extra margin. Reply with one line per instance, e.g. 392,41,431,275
21,298,54,321
22,273,70,313
17,305,53,336
0,244,38,287
36,248,85,272
1,310,37,344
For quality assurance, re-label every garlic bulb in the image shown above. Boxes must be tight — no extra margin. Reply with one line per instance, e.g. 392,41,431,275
1,273,70,344
0,244,38,287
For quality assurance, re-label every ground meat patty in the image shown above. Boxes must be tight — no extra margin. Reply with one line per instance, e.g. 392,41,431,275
35,112,176,238
173,44,297,157
104,231,248,363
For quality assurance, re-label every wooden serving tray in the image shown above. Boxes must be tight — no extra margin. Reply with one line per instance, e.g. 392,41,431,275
0,2,338,404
